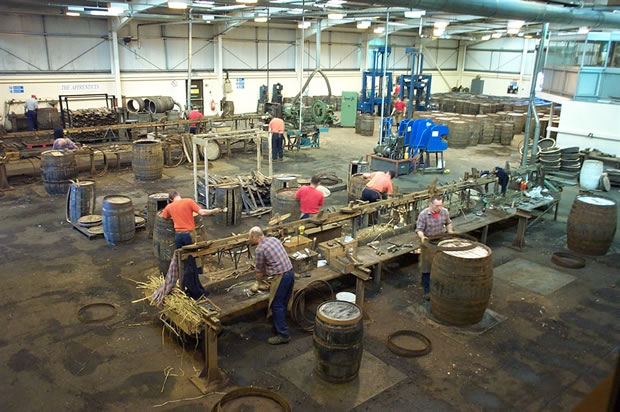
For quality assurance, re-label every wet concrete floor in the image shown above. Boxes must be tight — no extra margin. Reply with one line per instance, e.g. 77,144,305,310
0,125,619,411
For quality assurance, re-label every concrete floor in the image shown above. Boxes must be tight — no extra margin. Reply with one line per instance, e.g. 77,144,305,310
0,125,619,411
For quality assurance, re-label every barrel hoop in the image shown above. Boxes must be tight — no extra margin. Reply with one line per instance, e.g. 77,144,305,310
551,252,586,269
387,330,432,357
212,387,292,412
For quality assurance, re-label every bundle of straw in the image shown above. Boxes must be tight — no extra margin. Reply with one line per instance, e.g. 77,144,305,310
136,276,220,335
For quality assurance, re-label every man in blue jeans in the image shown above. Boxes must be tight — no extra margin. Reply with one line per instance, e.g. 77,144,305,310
249,226,294,345
161,190,221,299
416,196,454,301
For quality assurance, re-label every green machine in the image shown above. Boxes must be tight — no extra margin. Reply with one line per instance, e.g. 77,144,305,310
340,92,358,127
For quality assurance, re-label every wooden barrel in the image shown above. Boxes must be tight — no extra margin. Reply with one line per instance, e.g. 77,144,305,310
508,112,525,133
567,195,617,256
359,115,375,136
102,195,135,245
478,116,494,144
348,174,367,201
68,180,95,224
500,122,514,145
146,192,169,237
468,119,482,146
153,211,176,274
36,107,61,130
270,175,298,205
313,300,363,383
272,188,299,221
132,139,164,181
447,121,470,148
454,100,465,114
430,239,493,326
40,150,78,195
355,113,362,134
215,184,242,226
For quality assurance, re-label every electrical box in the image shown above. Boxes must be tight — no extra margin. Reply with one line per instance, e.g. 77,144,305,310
471,78,484,95
340,92,358,127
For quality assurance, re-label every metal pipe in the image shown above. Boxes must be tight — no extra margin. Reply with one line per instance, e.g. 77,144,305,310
522,22,549,167
354,0,620,28
187,10,193,112
379,9,389,144
529,109,541,165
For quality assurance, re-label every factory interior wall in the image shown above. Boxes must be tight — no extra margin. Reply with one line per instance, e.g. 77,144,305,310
555,99,620,156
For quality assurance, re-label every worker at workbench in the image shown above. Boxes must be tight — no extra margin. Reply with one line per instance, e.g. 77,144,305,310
268,116,285,161
416,196,454,301
295,175,324,219
162,190,221,299
249,226,294,345
188,107,204,134
52,128,78,150
361,170,395,202
24,94,38,131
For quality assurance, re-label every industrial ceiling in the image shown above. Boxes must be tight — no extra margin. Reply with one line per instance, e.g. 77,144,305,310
1,0,619,39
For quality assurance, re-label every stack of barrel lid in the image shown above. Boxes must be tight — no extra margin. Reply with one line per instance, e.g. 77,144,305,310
560,146,581,176
538,138,561,173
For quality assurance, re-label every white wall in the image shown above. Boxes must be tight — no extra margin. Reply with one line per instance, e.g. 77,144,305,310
555,100,620,156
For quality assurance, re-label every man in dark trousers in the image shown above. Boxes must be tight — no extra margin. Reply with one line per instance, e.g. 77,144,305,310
361,170,395,202
24,94,38,131
161,190,221,299
416,196,454,300
295,175,324,219
268,116,285,160
249,226,294,345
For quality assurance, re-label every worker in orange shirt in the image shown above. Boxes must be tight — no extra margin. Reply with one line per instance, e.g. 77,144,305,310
161,190,222,299
188,107,204,134
361,170,394,203
268,116,285,160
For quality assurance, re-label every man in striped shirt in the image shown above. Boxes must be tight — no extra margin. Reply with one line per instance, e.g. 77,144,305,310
416,196,454,300
249,226,294,344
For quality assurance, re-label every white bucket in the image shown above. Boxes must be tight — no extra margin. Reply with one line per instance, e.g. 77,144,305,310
336,292,356,303
580,160,603,191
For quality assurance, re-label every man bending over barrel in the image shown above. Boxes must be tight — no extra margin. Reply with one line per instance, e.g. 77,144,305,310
416,196,454,301
162,190,221,299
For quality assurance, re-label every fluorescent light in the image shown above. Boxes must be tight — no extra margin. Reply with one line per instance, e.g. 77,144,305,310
491,32,502,39
66,11,80,16
202,14,214,20
236,0,257,3
507,20,525,29
193,0,215,5
433,28,444,37
67,6,84,11
373,26,384,34
328,13,344,20
578,26,590,34
507,28,520,35
517,32,524,37
357,21,371,29
213,4,246,10
298,21,311,29
481,35,491,41
404,10,425,19
254,16,268,22
168,1,189,9
107,6,124,14
434,21,449,29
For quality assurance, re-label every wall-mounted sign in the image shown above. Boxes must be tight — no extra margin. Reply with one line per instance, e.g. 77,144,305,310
9,85,24,94
236,78,244,89
60,83,101,92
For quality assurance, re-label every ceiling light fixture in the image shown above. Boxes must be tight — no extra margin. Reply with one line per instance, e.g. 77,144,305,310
67,6,84,11
578,26,590,34
66,11,80,16
481,35,491,41
357,21,370,29
213,4,247,10
433,21,449,29
168,1,189,9
507,28,520,35
327,13,344,20
433,28,444,37
373,26,384,34
404,10,425,19
507,20,525,29
288,8,303,14
491,32,502,39
202,14,214,21
254,16,268,22
236,0,257,3
298,21,311,29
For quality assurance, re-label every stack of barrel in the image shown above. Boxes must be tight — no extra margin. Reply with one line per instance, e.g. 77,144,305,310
430,238,493,326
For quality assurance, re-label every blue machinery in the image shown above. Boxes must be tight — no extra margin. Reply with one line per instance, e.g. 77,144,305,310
398,48,432,114
358,47,393,115
399,118,448,172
